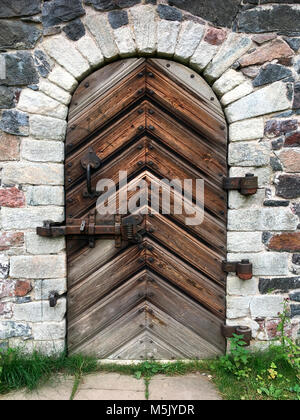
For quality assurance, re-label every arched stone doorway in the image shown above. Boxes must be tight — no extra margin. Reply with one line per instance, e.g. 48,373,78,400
64,58,227,359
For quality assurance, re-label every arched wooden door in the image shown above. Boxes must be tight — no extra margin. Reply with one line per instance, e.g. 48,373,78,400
65,58,227,360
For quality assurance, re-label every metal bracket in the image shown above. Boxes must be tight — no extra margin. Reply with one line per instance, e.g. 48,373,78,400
223,174,258,196
81,147,102,198
222,259,253,280
221,325,252,346
49,291,60,308
37,213,144,248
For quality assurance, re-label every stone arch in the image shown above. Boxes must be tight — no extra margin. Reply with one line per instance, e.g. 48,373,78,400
2,3,299,354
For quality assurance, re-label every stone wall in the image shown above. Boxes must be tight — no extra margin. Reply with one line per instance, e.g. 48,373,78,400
0,0,300,355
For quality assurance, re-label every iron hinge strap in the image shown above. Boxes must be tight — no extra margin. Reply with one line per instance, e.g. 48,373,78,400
223,173,258,196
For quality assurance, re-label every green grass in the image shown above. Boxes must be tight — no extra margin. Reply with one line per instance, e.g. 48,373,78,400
211,347,300,400
0,347,299,400
0,349,97,395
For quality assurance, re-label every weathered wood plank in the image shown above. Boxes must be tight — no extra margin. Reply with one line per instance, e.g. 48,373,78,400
146,104,227,183
148,59,223,116
68,245,145,321
146,61,227,148
146,214,225,284
66,61,146,150
65,104,146,189
144,238,226,313
145,139,227,219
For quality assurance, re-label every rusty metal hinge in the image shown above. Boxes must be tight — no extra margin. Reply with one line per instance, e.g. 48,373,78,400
223,174,258,196
37,213,144,248
222,260,253,280
221,325,252,346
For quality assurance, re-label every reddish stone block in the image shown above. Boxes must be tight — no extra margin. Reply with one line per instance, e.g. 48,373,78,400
0,131,20,161
269,232,300,252
239,39,294,68
279,150,300,172
284,131,300,147
0,232,24,251
204,27,227,46
265,119,298,138
0,187,25,208
14,280,32,297
277,56,293,66
252,33,277,45
266,319,298,340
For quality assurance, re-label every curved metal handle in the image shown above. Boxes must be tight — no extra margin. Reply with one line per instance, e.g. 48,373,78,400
86,163,92,196
81,148,102,198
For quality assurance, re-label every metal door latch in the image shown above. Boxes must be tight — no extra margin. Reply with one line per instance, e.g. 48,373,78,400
222,259,253,280
221,325,252,346
37,213,145,248
223,174,258,196
80,147,102,198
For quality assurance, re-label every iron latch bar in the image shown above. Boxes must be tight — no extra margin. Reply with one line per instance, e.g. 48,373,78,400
223,173,258,196
221,325,252,346
222,259,253,280
37,213,144,248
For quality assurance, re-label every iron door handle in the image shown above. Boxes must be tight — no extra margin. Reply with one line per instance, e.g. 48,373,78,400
80,148,102,198
86,163,92,196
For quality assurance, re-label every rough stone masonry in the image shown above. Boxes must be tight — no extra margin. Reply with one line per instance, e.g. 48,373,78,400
0,0,300,355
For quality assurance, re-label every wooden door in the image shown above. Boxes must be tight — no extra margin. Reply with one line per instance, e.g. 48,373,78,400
65,58,227,360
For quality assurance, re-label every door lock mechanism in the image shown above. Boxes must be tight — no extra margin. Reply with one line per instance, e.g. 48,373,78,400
37,213,145,248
